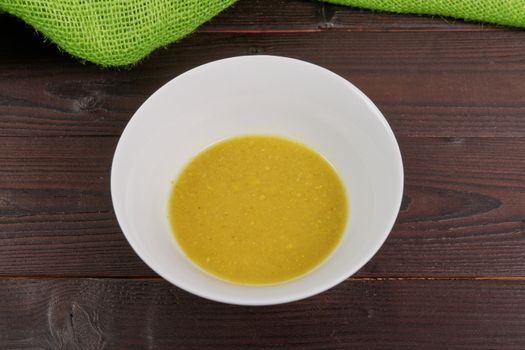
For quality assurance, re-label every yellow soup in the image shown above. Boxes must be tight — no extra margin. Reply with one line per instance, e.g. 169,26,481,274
168,135,348,285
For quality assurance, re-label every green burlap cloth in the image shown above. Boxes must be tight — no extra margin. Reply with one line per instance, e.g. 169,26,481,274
1,0,524,66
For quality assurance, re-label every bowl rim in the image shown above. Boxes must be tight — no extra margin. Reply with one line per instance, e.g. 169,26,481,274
111,55,404,305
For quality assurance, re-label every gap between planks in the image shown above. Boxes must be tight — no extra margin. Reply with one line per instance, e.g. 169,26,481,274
0,276,523,281
197,27,507,34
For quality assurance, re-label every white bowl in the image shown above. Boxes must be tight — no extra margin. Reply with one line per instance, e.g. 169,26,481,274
111,56,403,305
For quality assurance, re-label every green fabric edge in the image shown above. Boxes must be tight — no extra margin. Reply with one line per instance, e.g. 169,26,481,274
324,0,525,28
0,0,237,66
1,0,524,66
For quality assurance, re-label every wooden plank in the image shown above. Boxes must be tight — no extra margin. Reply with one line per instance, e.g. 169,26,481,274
202,0,504,32
0,137,115,215
0,278,524,349
0,212,152,276
370,137,525,277
0,136,523,277
2,31,525,137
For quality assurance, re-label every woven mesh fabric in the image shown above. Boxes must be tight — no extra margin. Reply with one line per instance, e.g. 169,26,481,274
0,0,236,66
326,0,525,28
1,0,524,66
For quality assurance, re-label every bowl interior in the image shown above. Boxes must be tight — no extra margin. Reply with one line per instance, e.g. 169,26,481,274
111,56,403,305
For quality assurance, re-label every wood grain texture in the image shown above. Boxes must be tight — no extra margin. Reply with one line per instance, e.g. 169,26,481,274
0,136,523,277
376,137,525,277
2,29,525,137
0,137,114,215
1,278,524,349
0,212,152,277
203,0,505,32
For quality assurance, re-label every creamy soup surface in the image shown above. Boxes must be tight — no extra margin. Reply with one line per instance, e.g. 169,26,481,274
169,135,348,285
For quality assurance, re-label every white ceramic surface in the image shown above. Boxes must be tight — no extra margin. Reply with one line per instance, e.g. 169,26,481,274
111,55,403,305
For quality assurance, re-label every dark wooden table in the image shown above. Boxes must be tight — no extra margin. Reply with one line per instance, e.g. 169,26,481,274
1,0,525,348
